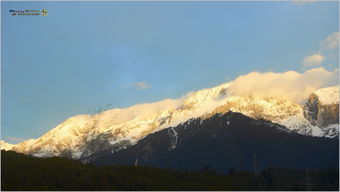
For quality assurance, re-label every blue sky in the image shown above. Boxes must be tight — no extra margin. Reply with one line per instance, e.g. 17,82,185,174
1,1,339,143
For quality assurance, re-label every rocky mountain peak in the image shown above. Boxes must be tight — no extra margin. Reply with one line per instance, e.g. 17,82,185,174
304,86,339,126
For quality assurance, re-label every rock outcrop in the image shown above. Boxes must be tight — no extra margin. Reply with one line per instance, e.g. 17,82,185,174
304,87,339,127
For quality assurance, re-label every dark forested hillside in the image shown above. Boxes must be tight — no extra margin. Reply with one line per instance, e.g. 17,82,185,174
88,112,339,172
1,150,339,191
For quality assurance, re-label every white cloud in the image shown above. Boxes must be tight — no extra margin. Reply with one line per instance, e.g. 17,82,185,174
301,32,339,68
320,32,340,51
133,82,151,90
228,67,338,103
303,54,325,68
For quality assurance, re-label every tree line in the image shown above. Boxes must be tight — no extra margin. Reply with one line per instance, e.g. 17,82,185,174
1,150,338,191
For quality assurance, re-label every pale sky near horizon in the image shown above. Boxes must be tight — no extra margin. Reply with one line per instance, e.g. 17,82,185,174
1,1,339,143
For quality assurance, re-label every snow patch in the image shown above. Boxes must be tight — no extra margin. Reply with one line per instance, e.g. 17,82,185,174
168,128,178,150
314,86,339,105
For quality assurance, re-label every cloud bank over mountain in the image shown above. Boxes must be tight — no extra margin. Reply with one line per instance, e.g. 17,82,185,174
228,67,338,103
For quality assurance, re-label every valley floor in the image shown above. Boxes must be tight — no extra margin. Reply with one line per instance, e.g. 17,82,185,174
1,150,339,191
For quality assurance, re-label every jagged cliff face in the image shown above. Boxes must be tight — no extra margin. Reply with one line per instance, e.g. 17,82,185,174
303,86,339,138
304,93,320,125
1,83,339,159
304,93,339,126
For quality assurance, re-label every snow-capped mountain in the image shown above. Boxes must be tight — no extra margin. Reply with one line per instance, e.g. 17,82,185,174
1,82,339,159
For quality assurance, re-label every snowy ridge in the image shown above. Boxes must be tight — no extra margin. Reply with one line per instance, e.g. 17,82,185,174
204,95,326,137
0,140,15,151
3,83,339,159
6,83,232,158
314,86,339,105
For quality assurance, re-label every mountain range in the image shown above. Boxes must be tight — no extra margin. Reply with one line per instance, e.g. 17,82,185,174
1,82,339,171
